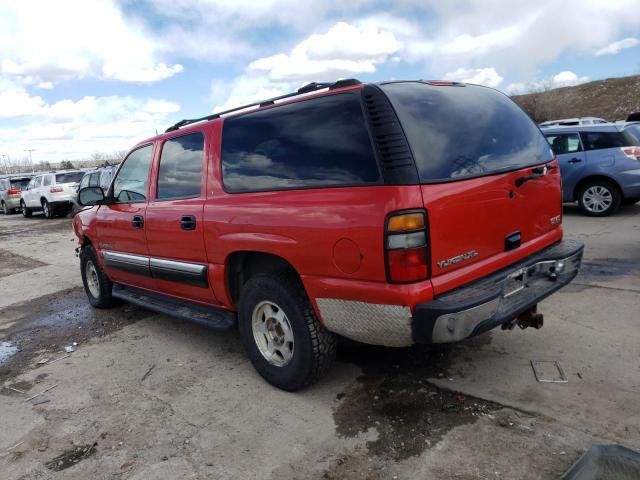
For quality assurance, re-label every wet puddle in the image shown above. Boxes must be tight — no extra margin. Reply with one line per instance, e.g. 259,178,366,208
0,341,18,363
332,337,501,462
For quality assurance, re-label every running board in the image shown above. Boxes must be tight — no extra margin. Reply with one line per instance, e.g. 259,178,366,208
112,284,237,330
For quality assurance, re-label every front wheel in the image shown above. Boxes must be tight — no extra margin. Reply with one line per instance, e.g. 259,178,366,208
577,180,621,217
238,273,336,391
80,245,117,308
21,201,32,218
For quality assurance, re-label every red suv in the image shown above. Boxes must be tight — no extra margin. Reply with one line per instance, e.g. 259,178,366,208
74,79,584,390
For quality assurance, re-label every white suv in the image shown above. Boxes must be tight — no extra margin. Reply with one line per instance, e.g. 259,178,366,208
20,171,85,218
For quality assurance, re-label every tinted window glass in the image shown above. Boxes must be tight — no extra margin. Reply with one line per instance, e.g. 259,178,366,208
10,178,30,189
79,174,90,189
157,132,204,199
43,175,51,186
381,83,553,182
580,131,637,151
545,133,581,155
622,124,640,143
221,93,379,192
34,176,42,187
56,172,84,184
113,145,153,203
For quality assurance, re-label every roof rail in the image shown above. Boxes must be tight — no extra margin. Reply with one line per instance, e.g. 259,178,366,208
165,78,362,133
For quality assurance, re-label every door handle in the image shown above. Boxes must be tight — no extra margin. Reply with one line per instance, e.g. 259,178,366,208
568,158,582,164
180,215,196,231
132,215,144,229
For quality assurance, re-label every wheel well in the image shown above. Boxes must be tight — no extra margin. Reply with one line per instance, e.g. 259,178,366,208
40,197,48,205
573,175,623,201
227,252,299,305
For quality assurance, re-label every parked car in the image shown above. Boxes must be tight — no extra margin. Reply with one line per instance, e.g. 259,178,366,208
541,124,640,216
74,167,116,209
0,175,33,214
539,117,608,127
73,79,584,390
20,170,85,218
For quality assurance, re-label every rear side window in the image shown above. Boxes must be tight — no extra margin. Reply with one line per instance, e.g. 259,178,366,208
221,93,380,192
381,83,553,182
545,133,582,154
581,131,638,151
56,172,84,184
157,132,204,199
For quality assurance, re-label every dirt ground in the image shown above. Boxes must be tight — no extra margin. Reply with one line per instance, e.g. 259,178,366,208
0,206,639,479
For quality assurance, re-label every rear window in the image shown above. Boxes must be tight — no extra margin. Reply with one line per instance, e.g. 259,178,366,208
56,172,84,184
10,178,31,189
380,83,553,182
622,124,640,143
221,93,380,192
580,131,638,151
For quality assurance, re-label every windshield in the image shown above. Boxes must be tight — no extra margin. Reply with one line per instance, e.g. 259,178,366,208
380,82,553,182
56,172,84,184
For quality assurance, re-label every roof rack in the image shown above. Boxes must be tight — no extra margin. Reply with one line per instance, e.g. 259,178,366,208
165,78,361,133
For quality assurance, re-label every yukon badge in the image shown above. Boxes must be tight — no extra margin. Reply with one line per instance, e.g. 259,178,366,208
437,250,479,269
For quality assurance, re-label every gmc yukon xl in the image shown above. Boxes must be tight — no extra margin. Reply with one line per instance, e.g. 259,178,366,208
73,79,584,390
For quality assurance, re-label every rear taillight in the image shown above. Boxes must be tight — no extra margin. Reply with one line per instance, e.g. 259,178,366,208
7,188,20,195
385,210,429,283
50,187,63,193
621,146,640,161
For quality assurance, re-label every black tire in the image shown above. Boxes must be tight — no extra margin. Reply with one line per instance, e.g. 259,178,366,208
577,179,621,217
80,245,117,308
2,201,10,215
238,272,336,391
21,200,32,218
42,199,54,219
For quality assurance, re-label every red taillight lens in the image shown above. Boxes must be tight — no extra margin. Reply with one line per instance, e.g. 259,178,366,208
50,187,63,193
387,248,428,283
385,210,429,283
7,188,20,195
621,146,640,161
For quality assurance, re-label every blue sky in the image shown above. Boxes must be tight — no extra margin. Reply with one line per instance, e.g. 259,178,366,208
1,0,639,163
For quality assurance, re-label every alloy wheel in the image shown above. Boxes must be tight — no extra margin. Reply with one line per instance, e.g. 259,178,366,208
583,185,612,213
251,301,295,367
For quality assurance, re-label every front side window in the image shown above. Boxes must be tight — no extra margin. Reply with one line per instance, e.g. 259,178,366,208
33,176,42,188
580,131,638,151
221,93,380,192
88,172,101,187
381,82,553,182
79,174,90,190
112,145,153,203
545,133,582,155
157,132,204,199
43,175,52,187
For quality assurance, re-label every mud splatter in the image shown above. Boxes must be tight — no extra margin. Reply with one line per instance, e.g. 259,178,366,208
45,443,97,471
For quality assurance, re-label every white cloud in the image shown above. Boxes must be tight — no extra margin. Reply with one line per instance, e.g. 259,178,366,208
594,37,640,56
211,77,290,113
249,22,401,82
443,67,504,87
506,71,590,95
0,93,180,162
0,0,182,86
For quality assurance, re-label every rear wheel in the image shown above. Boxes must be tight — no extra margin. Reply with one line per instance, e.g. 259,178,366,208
21,200,32,218
42,199,54,219
80,245,117,308
577,179,621,217
238,273,336,391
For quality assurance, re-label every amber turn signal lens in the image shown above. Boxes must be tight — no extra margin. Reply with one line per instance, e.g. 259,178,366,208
387,213,425,232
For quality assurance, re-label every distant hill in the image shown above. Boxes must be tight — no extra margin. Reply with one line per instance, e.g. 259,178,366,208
511,75,640,124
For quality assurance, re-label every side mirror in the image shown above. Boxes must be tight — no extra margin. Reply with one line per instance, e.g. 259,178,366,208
78,186,106,206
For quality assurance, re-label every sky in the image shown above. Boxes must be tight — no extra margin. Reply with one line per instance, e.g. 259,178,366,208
1,0,639,163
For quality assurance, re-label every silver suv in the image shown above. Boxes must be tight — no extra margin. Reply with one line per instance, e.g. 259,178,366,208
0,175,33,215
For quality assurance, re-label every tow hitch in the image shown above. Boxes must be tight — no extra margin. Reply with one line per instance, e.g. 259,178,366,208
502,305,544,330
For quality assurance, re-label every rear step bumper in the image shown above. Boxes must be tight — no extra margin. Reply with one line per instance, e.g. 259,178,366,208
412,239,584,344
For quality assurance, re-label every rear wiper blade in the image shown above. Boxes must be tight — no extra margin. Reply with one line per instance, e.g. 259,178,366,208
515,164,556,187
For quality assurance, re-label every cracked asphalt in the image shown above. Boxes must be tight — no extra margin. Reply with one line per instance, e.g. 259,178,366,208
0,205,639,479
